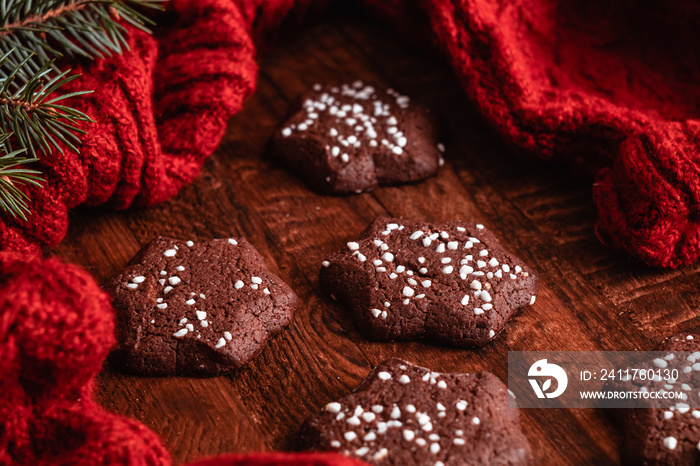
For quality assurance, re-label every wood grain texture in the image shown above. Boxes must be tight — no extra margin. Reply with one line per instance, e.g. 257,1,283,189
48,9,700,466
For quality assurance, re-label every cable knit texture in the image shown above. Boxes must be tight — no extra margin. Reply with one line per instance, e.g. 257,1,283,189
3,0,700,464
0,253,171,465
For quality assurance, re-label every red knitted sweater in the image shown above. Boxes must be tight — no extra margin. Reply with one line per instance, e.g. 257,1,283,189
3,0,700,464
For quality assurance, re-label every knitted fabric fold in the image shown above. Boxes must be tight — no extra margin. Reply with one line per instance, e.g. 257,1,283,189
0,252,171,465
366,0,700,267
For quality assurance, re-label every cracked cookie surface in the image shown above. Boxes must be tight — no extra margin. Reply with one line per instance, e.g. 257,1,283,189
320,217,539,347
300,358,532,465
272,81,444,194
107,237,297,376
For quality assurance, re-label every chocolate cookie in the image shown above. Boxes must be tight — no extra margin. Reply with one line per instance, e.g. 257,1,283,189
616,333,700,465
320,218,538,347
106,237,297,376
272,81,444,194
300,358,532,465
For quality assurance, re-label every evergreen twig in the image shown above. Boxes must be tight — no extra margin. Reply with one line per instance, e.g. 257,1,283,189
0,0,165,219
0,133,42,220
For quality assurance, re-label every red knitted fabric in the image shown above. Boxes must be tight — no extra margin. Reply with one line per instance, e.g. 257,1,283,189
0,252,170,465
367,0,700,268
0,0,321,254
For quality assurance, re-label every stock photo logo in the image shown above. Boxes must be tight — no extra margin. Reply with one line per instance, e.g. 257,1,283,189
528,359,569,399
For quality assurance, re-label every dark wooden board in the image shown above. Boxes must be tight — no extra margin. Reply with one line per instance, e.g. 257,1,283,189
49,10,700,466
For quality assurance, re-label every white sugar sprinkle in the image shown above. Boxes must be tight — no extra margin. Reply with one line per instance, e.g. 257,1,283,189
168,276,181,286
163,249,177,257
173,328,188,337
663,436,677,450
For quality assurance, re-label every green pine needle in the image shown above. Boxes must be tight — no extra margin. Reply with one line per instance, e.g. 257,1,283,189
0,133,42,220
0,0,165,219
0,50,93,156
0,1,166,63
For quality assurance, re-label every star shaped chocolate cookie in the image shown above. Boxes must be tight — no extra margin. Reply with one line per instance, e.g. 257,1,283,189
320,218,539,346
107,237,297,376
300,358,532,465
272,81,444,194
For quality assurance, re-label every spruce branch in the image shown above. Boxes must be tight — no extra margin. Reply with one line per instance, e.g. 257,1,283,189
0,1,166,65
0,49,93,157
0,0,166,219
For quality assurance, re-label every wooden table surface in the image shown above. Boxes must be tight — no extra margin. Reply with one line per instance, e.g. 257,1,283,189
50,9,700,466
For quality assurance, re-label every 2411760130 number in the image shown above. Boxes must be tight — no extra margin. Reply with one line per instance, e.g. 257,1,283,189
598,368,679,381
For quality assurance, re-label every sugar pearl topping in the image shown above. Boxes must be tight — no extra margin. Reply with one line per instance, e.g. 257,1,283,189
318,362,488,463
124,239,276,349
280,82,414,167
